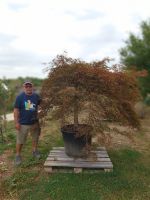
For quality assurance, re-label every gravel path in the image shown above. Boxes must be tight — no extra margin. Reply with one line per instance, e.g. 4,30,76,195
1,113,14,121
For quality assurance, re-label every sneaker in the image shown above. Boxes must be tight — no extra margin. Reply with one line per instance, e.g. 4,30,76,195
32,150,41,159
15,155,22,166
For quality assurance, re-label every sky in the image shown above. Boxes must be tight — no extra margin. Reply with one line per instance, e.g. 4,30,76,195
0,0,150,79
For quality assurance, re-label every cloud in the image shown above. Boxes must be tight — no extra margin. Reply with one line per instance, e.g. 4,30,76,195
0,48,40,67
0,33,40,66
0,33,47,78
8,2,28,12
65,9,104,21
0,0,150,78
0,33,17,46
67,24,123,61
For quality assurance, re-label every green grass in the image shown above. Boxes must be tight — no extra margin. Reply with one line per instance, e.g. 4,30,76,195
0,121,150,200
0,121,16,154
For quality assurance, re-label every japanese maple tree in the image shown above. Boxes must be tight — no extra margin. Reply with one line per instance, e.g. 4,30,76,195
40,54,140,138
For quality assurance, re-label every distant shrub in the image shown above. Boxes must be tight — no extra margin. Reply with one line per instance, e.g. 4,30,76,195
144,94,150,106
134,101,146,118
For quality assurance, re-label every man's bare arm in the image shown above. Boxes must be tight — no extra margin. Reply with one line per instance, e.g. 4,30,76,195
14,108,20,130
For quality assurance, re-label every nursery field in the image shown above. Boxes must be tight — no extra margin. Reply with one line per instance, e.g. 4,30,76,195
0,113,150,200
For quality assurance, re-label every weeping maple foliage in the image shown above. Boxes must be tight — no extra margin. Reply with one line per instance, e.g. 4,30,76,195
40,54,141,137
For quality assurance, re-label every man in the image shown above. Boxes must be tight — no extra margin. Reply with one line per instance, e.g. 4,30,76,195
14,80,41,165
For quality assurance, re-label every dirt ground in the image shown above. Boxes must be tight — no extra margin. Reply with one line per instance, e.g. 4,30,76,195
0,149,14,181
0,149,15,200
93,117,150,153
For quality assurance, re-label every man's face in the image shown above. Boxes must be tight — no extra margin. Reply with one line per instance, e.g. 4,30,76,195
23,84,33,95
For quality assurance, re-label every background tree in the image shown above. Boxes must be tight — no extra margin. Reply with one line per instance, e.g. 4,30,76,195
120,20,150,97
0,80,10,131
0,80,9,118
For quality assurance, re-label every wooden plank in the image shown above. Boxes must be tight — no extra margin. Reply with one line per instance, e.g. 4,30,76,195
48,154,109,160
44,167,81,173
104,169,113,172
44,167,112,173
50,149,107,153
48,152,108,156
74,168,82,173
50,149,108,153
47,157,73,161
48,151,109,158
46,157,111,162
52,146,106,151
96,147,106,150
52,147,65,150
44,160,113,168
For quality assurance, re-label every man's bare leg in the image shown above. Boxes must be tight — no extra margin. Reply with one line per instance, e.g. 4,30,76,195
16,143,23,155
32,140,38,152
15,144,23,165
32,140,40,158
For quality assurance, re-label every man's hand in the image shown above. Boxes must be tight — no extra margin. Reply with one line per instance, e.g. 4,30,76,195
15,122,21,131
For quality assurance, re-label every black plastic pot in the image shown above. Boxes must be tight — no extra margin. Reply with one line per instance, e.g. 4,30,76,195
61,124,92,158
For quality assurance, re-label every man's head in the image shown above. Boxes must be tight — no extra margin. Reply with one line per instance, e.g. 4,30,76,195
23,80,33,95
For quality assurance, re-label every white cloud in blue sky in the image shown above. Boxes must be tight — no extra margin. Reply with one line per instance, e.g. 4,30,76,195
0,0,150,78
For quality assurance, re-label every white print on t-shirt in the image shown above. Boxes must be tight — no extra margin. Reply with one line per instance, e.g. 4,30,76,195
24,100,36,111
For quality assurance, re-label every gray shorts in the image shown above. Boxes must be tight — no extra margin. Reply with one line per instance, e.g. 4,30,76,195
16,123,41,144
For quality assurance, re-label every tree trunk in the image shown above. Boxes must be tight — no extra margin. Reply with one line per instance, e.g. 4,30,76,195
74,97,78,127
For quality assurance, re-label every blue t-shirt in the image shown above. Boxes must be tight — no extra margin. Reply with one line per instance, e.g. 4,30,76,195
14,92,41,125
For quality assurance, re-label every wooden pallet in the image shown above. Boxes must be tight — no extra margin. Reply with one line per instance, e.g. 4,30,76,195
44,147,113,173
